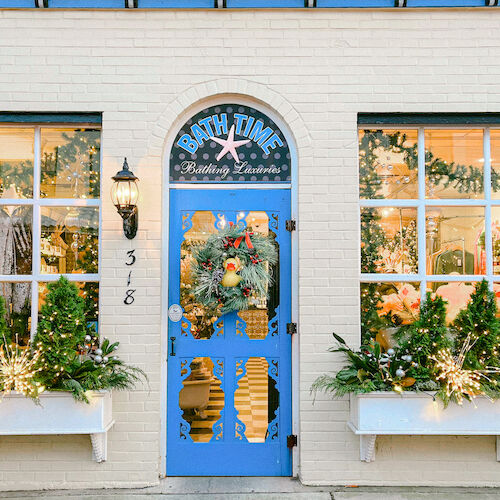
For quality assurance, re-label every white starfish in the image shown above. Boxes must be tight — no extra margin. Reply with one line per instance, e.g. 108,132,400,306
211,125,250,162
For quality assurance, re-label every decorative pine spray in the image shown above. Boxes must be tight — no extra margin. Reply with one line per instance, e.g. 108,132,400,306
34,277,88,386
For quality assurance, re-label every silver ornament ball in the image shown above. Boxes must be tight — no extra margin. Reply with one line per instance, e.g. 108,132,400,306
94,355,103,363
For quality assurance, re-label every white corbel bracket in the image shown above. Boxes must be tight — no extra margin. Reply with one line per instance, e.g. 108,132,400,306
90,432,108,463
360,435,500,462
360,434,376,462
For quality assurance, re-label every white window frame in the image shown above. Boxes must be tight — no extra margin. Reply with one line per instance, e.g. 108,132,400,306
359,125,500,306
0,123,102,341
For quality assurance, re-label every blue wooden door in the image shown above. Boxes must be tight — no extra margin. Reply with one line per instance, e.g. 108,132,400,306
167,189,292,476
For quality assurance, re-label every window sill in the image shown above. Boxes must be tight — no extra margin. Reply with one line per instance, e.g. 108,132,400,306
0,390,114,462
348,392,500,462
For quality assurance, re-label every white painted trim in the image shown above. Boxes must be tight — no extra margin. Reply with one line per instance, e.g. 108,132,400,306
160,95,299,478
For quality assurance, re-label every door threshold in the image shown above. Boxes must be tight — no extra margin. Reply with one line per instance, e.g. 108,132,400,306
157,476,325,495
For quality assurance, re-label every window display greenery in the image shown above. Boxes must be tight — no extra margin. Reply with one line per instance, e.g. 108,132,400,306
313,279,500,406
0,277,145,403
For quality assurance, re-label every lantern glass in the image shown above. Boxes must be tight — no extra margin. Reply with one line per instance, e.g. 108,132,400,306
111,179,139,209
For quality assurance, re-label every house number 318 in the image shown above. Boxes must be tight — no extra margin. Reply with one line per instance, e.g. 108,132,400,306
124,249,136,305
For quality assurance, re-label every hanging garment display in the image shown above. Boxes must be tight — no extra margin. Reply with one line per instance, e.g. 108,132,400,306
0,205,32,334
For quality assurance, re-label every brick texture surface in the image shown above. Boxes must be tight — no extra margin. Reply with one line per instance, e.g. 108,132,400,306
0,7,499,490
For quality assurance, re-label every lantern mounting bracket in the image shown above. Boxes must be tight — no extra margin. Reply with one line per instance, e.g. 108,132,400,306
121,206,138,240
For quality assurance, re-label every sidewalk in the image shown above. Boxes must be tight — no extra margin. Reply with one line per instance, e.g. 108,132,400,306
1,478,500,499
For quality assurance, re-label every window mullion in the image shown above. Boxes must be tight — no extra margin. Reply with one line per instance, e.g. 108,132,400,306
30,126,42,341
484,127,493,290
417,127,427,303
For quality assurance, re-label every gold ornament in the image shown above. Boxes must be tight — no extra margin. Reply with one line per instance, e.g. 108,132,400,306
221,257,242,287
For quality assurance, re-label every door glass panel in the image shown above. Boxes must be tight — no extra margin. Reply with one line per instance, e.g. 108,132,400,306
0,206,32,275
181,211,223,339
179,357,223,443
237,212,279,339
235,357,279,443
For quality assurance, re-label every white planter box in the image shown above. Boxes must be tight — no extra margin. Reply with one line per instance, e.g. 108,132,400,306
348,392,500,462
0,390,114,462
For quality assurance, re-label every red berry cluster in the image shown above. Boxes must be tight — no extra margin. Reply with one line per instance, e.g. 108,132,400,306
242,287,251,297
223,238,235,249
249,253,263,265
201,259,213,271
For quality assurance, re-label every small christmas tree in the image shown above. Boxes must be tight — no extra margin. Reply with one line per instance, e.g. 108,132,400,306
396,293,451,381
453,279,500,369
34,277,88,387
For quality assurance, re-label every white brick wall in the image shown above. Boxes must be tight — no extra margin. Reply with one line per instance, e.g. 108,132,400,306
0,6,499,490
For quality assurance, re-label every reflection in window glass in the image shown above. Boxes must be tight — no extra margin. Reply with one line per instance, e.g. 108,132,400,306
38,281,98,332
40,206,98,274
0,128,34,199
431,282,475,325
492,130,500,199
40,128,100,199
358,129,418,200
361,207,417,274
360,282,420,344
0,282,31,346
426,206,484,275
0,206,32,275
425,129,483,199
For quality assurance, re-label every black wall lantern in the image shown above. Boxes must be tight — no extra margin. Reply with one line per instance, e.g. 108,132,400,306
111,158,139,239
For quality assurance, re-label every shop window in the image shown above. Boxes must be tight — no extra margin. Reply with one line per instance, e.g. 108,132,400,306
0,125,100,344
359,126,500,342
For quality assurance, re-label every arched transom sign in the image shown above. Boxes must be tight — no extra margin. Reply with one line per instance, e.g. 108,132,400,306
170,104,291,183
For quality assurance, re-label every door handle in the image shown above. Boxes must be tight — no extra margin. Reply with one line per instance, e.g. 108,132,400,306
170,337,176,356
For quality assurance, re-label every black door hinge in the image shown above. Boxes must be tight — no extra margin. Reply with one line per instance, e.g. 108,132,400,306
285,219,296,232
287,434,297,448
286,322,297,335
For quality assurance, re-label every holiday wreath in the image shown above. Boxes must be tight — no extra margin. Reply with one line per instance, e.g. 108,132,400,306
192,224,278,314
